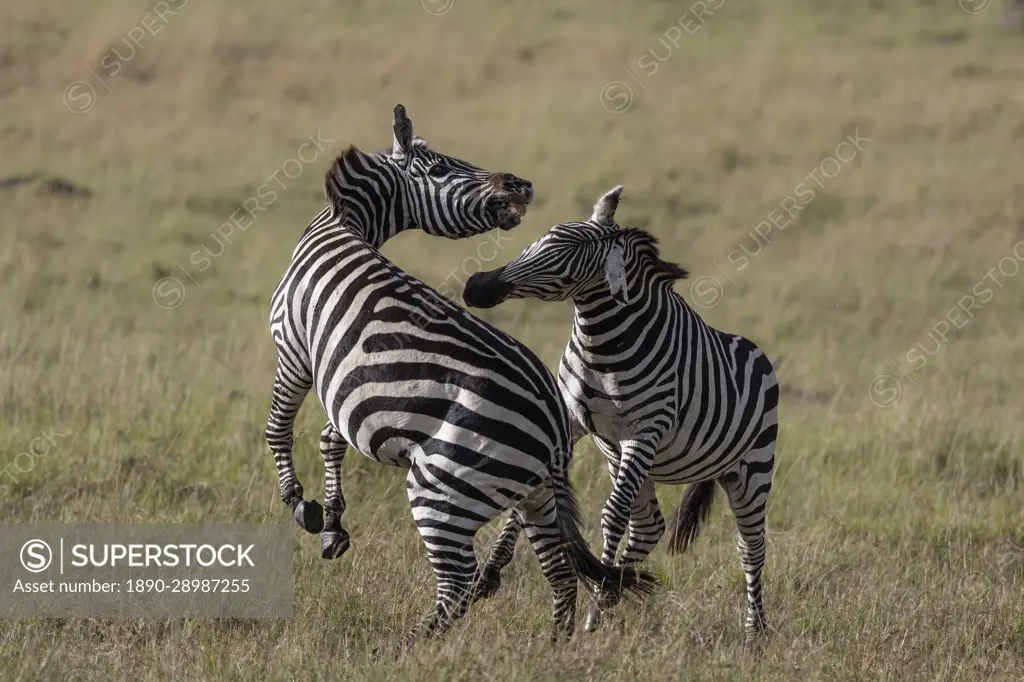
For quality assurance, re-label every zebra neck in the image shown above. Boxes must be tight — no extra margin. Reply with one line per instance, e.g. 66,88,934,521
338,208,405,249
320,151,412,249
305,202,409,250
571,286,677,360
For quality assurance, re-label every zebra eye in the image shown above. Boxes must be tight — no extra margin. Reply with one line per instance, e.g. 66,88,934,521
427,163,448,177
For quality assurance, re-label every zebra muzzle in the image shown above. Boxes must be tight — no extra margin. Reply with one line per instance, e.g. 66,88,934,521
464,267,513,309
487,199,529,231
485,176,532,231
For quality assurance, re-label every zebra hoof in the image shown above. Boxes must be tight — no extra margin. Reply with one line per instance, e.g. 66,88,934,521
744,625,769,651
474,566,502,600
549,625,574,643
293,499,324,534
583,602,602,632
743,636,767,658
370,644,403,663
321,529,351,560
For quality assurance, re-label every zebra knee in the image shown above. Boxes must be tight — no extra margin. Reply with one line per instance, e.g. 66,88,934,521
600,500,629,532
735,541,766,584
626,507,664,552
265,422,293,453
736,534,765,558
318,424,347,454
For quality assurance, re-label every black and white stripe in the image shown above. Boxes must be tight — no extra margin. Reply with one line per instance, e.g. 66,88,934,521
464,186,779,643
266,110,656,645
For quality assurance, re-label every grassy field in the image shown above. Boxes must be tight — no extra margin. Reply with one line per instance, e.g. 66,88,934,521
2,0,1024,679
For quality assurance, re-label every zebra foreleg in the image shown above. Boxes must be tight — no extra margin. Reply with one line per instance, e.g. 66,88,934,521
583,436,661,633
266,363,323,534
319,423,351,560
618,479,666,566
584,477,664,632
598,437,660,567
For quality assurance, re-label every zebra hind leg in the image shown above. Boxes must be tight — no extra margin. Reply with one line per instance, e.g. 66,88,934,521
476,511,524,600
265,363,323,534
719,425,776,644
478,419,583,606
403,467,485,648
319,422,351,560
477,417,585,601
517,483,579,641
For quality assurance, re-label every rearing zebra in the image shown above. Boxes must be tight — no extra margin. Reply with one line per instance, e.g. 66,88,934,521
266,109,656,645
463,186,779,644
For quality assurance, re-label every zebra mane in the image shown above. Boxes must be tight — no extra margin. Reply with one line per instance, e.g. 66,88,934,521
619,226,689,282
323,145,390,217
324,145,359,215
324,139,431,215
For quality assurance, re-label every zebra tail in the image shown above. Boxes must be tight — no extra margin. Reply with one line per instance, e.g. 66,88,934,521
666,480,717,556
551,467,660,603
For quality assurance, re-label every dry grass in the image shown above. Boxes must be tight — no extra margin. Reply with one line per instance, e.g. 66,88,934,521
2,0,1024,679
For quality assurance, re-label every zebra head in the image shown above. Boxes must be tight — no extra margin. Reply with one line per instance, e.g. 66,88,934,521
464,185,688,308
324,105,533,245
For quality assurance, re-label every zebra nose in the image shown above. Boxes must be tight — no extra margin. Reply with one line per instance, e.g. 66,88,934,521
464,269,510,309
499,174,532,195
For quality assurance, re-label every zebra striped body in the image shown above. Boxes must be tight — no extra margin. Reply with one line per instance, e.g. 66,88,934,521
464,186,778,643
266,110,655,646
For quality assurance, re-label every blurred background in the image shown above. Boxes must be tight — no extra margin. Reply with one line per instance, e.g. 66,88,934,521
2,1,1023,679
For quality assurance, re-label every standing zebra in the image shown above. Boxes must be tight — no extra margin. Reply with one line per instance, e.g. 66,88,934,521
463,186,779,644
266,108,656,645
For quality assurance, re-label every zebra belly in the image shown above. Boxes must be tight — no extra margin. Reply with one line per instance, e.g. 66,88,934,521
589,424,748,485
319,378,552,498
647,439,746,484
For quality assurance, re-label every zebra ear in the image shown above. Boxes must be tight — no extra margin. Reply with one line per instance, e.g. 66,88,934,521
604,242,629,304
591,185,624,226
392,104,414,162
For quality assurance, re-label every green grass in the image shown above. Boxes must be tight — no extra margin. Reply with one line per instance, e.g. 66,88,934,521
2,0,1024,679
